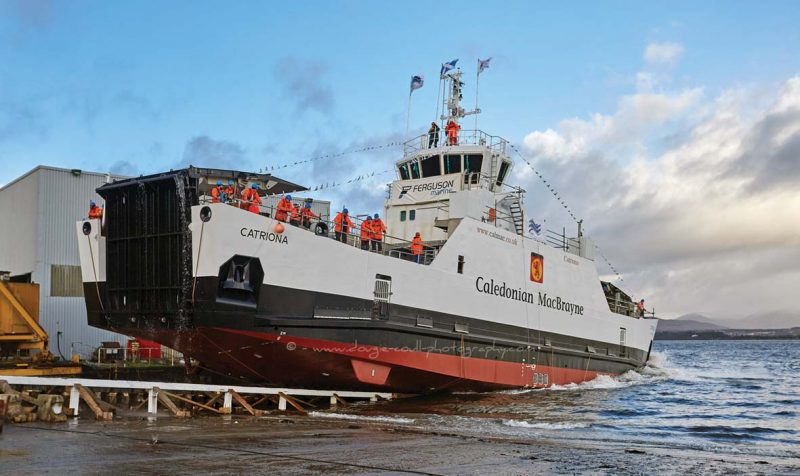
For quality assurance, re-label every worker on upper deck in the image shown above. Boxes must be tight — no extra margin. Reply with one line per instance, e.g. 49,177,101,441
88,200,103,219
370,213,385,252
243,183,262,214
275,194,293,222
360,216,373,250
445,120,460,146
333,208,354,244
211,180,224,203
636,299,645,317
428,122,440,148
300,202,318,229
411,232,424,263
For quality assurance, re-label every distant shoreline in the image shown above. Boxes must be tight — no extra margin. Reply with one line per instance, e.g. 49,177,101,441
655,330,800,341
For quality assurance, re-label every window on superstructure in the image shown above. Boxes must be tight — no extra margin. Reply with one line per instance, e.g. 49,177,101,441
444,155,461,174
457,255,464,274
400,211,406,221
421,155,441,177
464,154,483,184
410,161,421,179
399,163,410,180
409,210,416,221
496,160,510,186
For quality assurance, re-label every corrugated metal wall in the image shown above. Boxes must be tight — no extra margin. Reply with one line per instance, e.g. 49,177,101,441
35,167,128,357
0,170,39,276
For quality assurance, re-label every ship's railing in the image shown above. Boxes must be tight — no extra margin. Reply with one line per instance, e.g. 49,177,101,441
403,129,508,156
198,196,440,265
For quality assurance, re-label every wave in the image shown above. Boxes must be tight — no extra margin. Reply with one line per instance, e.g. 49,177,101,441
502,420,589,430
308,411,415,424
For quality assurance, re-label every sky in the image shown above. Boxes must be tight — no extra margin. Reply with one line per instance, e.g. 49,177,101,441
1,0,799,320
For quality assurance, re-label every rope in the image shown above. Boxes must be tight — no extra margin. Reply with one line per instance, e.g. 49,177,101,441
191,220,205,305
507,142,626,285
85,232,105,314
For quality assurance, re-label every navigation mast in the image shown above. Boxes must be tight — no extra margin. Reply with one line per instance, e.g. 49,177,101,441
440,70,480,124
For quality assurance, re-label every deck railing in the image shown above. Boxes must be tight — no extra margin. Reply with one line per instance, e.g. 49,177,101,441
403,129,508,156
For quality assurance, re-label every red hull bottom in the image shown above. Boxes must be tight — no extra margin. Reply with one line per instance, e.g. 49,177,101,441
143,327,614,393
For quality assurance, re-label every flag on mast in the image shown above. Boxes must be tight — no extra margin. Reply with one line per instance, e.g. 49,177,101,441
478,57,492,74
410,74,424,93
440,59,458,76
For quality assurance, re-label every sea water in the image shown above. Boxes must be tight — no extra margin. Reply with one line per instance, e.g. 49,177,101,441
316,340,799,460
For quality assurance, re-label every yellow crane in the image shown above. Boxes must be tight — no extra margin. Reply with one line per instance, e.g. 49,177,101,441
0,280,81,376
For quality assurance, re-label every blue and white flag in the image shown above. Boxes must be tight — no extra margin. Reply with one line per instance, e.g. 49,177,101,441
478,57,492,74
410,74,424,93
528,219,542,236
440,59,458,76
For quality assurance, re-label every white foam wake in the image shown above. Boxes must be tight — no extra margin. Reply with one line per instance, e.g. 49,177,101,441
502,420,589,430
308,411,414,424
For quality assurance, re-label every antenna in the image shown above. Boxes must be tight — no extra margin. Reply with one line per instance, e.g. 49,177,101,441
440,70,480,124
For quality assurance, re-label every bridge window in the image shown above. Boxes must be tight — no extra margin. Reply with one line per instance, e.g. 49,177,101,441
421,155,441,177
400,210,407,221
464,154,483,184
399,163,410,180
409,210,416,221
410,161,421,179
444,154,461,174
496,160,510,186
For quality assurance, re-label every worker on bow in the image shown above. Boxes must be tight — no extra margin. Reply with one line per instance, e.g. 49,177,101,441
300,202,318,229
333,208,354,244
242,183,262,214
223,180,235,204
289,203,302,227
360,215,373,250
370,213,385,252
88,200,104,219
211,180,224,203
276,194,293,222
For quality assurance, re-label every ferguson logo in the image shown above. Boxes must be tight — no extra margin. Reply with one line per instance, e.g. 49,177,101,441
397,179,455,199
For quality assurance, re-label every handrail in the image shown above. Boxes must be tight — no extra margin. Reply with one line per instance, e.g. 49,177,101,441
403,129,508,157
198,198,438,264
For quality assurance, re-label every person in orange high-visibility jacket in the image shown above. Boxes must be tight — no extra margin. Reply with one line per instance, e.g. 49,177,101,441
359,217,372,250
223,180,235,203
445,119,461,145
211,180,224,203
243,183,262,214
300,202,318,229
87,200,103,219
411,232,424,263
370,213,385,252
275,194,293,222
333,208,354,244
289,203,301,227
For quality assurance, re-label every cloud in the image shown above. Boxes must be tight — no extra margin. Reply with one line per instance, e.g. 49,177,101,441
644,42,684,65
518,76,800,318
273,57,334,114
180,135,248,170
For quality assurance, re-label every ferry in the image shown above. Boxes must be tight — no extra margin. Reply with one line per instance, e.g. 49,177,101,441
76,67,657,393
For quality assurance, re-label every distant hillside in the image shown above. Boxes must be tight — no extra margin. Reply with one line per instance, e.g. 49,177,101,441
656,317,728,333
676,313,722,325
720,311,800,330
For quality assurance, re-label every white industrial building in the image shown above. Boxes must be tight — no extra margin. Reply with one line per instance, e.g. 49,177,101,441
0,166,127,358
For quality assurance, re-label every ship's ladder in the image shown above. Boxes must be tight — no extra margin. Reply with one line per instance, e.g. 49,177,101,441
508,194,524,236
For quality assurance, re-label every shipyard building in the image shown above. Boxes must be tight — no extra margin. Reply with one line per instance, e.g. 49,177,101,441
0,166,127,357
